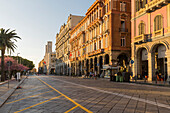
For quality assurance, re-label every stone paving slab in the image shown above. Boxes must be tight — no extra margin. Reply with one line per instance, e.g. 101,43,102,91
0,76,27,107
1,75,170,113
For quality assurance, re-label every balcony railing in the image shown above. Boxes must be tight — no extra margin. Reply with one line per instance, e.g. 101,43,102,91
145,0,169,12
88,49,104,56
119,28,128,32
136,8,146,15
153,28,164,37
134,34,152,43
88,18,102,30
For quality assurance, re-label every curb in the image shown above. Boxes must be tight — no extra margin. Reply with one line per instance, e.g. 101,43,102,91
0,76,28,108
130,81,170,87
0,78,15,86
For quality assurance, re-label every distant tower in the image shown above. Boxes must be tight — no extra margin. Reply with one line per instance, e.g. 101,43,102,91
46,41,52,53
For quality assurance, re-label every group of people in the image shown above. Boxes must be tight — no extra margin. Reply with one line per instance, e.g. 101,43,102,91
85,71,97,79
14,72,21,82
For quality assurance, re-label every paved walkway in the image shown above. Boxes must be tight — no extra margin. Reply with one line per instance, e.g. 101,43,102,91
1,75,170,113
130,80,170,86
64,75,170,87
0,76,25,98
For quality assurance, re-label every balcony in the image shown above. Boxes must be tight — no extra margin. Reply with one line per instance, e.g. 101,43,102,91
153,28,164,37
136,8,146,16
72,57,79,61
77,31,85,37
145,0,169,12
134,34,151,43
88,18,102,30
88,49,104,57
119,28,128,32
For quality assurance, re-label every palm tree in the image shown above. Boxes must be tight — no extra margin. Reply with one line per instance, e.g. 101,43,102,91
0,28,21,81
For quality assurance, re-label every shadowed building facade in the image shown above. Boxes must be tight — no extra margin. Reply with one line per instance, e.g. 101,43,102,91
70,0,131,76
55,15,84,75
131,0,170,81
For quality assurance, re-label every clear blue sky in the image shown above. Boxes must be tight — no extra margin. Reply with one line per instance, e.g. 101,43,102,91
0,0,95,69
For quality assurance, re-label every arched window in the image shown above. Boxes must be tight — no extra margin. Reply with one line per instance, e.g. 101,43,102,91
136,0,147,11
138,22,145,35
154,15,162,31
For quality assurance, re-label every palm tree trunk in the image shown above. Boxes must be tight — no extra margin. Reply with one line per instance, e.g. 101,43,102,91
1,49,5,82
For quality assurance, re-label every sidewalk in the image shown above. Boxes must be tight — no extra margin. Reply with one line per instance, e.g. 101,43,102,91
0,78,17,97
130,79,170,87
55,75,170,87
0,76,27,107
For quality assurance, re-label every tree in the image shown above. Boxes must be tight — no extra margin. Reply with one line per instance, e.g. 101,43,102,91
0,57,29,79
11,56,35,70
0,28,21,81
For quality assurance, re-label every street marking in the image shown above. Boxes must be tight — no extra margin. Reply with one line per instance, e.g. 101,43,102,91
6,90,53,104
65,106,78,113
53,78,170,110
12,87,47,96
36,77,93,113
14,95,62,113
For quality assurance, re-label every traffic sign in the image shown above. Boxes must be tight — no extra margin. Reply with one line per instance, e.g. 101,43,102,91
131,60,134,64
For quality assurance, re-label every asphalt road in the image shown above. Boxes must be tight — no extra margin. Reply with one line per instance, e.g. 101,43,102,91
0,75,170,113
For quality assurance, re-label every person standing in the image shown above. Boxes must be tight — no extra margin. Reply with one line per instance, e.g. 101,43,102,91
94,71,97,80
17,72,21,82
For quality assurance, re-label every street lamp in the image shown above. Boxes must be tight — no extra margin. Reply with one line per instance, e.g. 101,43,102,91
17,53,20,64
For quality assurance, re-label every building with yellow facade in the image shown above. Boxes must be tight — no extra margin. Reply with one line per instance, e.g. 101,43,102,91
70,0,131,76
55,14,84,75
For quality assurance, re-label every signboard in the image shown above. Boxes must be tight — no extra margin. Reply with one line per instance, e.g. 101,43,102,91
131,60,134,64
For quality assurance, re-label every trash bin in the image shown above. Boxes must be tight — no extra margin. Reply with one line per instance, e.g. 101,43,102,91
120,76,123,82
110,75,113,81
124,72,130,82
116,76,119,82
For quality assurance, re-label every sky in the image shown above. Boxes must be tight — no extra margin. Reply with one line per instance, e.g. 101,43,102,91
0,0,96,69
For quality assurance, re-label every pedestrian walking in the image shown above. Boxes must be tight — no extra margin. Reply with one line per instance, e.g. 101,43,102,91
17,72,21,82
94,71,97,80
89,72,92,78
15,73,17,81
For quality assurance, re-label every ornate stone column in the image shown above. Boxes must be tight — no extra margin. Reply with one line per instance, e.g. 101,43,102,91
93,57,95,73
97,57,100,76
148,52,153,81
103,55,105,77
131,44,136,78
166,50,170,82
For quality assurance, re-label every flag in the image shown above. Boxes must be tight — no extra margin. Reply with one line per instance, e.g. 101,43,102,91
78,51,80,57
69,52,72,58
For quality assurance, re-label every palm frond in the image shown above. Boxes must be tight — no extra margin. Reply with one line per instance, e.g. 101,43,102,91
0,28,21,52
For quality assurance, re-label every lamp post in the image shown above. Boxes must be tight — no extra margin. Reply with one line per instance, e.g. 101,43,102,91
17,53,20,64
7,50,12,88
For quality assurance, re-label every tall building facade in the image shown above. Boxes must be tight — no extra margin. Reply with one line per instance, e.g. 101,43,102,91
55,14,84,75
39,41,56,74
70,0,131,76
131,0,170,81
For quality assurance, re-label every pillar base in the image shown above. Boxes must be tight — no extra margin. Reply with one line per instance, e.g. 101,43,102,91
167,76,170,84
147,78,152,82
